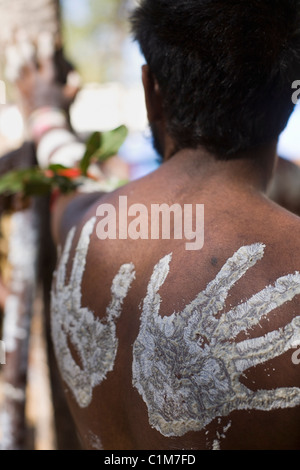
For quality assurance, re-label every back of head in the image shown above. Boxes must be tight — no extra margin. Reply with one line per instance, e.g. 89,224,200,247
131,0,300,159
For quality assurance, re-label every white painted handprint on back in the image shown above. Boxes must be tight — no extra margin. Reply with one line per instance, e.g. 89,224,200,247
51,217,300,436
51,217,135,407
132,244,300,437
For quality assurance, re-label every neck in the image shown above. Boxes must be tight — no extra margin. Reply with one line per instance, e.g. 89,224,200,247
163,142,278,193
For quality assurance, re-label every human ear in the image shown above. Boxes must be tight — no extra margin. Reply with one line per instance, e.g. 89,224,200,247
142,64,163,122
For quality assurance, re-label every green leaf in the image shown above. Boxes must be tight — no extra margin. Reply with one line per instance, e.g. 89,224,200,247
80,126,128,175
94,125,128,162
24,179,53,197
0,124,128,198
48,164,69,172
52,175,78,194
0,169,34,195
80,131,102,175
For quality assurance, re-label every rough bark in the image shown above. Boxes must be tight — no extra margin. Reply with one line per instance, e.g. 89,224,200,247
0,148,80,450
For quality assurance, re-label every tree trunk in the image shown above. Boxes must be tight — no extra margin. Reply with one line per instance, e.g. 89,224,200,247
0,205,39,450
0,0,81,449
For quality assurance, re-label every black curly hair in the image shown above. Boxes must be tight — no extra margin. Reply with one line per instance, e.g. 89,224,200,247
131,0,300,159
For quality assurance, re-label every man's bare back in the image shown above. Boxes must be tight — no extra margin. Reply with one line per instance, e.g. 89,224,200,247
8,0,300,451
51,148,300,450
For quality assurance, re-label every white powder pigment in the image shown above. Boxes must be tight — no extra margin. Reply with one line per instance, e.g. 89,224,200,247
51,217,135,408
51,226,300,437
132,244,300,437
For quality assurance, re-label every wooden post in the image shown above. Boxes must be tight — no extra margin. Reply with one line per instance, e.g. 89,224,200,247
0,0,81,449
0,141,81,449
0,205,39,449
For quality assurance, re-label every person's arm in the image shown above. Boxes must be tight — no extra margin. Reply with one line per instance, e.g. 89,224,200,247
50,191,104,246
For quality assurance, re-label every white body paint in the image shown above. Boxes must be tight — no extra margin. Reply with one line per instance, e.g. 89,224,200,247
212,420,232,450
132,244,300,437
86,431,103,450
51,218,300,441
51,217,135,408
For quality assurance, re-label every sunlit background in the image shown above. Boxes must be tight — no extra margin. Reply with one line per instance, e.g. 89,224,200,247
0,0,160,180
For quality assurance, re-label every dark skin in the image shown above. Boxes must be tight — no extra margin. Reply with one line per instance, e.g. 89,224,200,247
15,55,300,450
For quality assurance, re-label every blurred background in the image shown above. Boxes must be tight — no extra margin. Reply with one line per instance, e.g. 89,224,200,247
0,0,160,181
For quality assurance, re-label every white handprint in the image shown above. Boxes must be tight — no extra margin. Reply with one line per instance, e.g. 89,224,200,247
51,217,135,408
132,244,300,437
51,218,300,431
